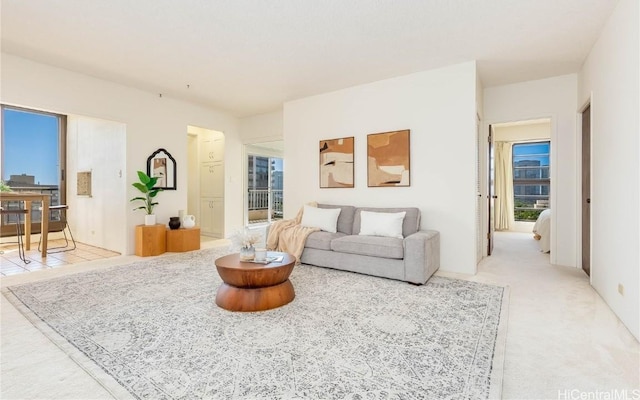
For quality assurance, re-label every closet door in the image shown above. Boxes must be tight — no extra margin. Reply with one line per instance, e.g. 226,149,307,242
200,137,224,162
199,198,223,238
200,163,223,198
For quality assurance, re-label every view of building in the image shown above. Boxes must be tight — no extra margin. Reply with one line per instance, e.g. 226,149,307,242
512,141,550,221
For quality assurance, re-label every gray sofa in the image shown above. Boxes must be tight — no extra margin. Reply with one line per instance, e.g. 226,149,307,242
300,204,440,284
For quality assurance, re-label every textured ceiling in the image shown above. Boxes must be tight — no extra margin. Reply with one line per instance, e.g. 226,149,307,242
1,0,618,116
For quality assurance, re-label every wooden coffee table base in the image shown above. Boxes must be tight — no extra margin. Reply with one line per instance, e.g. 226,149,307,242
215,279,295,312
214,252,296,312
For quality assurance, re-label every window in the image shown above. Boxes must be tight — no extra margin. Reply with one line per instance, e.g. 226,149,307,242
512,141,550,221
1,105,66,234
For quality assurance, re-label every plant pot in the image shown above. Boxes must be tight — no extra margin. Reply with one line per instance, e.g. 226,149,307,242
144,214,156,226
168,217,181,230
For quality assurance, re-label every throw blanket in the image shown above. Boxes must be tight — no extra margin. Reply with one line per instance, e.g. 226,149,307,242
267,203,320,264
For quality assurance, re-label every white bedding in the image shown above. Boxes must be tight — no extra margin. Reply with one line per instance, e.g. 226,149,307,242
533,209,551,253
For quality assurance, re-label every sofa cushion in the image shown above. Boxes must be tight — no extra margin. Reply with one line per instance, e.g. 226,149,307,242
359,210,406,239
301,205,341,233
353,207,420,237
331,235,404,260
318,204,356,235
305,231,346,251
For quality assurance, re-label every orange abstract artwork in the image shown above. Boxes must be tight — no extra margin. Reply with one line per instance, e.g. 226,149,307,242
367,129,410,187
319,137,354,188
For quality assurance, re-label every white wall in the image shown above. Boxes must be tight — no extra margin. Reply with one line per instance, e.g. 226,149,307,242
239,110,284,143
67,116,127,253
578,0,639,340
492,121,551,142
484,75,578,267
284,61,479,274
187,133,199,222
1,54,244,254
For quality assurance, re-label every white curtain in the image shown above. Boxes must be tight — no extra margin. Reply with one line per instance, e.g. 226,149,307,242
495,141,514,231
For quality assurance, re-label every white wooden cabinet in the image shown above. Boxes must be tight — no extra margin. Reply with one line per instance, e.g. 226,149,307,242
200,162,224,198
198,133,224,237
200,137,224,163
200,198,224,238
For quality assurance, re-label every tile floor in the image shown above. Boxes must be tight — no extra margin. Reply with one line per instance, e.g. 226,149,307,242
0,235,225,276
0,234,222,276
0,237,120,276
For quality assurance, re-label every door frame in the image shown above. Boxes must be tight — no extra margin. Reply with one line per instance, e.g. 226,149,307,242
487,124,495,256
242,140,284,227
577,96,593,280
0,104,67,236
481,115,557,262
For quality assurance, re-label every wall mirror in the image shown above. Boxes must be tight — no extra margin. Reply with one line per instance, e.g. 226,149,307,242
147,148,176,190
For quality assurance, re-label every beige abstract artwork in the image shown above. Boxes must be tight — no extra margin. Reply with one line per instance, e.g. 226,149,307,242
367,129,410,187
319,137,354,188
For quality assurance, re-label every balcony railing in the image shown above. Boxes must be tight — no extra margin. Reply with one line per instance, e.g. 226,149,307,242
248,189,283,223
1,186,60,235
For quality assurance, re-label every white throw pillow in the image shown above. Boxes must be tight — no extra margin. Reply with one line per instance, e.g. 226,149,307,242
359,211,406,239
300,205,341,233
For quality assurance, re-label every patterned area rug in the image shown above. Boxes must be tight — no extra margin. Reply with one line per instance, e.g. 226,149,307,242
4,247,508,399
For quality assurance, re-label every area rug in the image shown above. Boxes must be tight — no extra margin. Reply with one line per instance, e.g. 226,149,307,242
4,247,508,399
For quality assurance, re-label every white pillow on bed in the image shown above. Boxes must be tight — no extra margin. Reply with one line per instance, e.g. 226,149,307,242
359,211,406,239
300,205,341,233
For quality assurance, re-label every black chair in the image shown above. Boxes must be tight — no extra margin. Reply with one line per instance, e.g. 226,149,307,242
0,206,31,264
38,205,76,253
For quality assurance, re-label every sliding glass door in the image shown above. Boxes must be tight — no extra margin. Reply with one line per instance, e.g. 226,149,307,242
245,141,284,225
1,105,66,235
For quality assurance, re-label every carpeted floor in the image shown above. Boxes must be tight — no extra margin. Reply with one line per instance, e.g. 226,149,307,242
4,247,508,399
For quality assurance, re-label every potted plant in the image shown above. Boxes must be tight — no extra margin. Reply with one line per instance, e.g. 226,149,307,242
130,171,162,225
230,228,262,261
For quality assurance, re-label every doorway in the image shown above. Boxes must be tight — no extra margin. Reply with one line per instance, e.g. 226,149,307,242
488,118,552,258
244,141,284,226
187,125,225,238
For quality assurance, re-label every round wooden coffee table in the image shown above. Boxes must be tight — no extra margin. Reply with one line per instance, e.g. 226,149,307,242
214,252,296,312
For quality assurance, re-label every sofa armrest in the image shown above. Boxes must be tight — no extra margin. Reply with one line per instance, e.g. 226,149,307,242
403,230,440,284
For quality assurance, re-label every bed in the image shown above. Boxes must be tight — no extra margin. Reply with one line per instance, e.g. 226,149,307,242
532,209,551,253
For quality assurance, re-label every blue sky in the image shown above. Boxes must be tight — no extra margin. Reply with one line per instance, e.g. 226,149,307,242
2,108,60,185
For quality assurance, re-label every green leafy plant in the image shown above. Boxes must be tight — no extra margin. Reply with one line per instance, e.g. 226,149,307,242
0,180,12,192
130,171,161,215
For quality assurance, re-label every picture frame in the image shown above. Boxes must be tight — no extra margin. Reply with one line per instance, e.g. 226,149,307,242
319,136,354,188
367,129,410,187
77,171,92,197
146,148,176,190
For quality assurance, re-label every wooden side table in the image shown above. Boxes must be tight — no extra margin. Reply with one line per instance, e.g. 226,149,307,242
166,227,201,252
135,224,166,256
